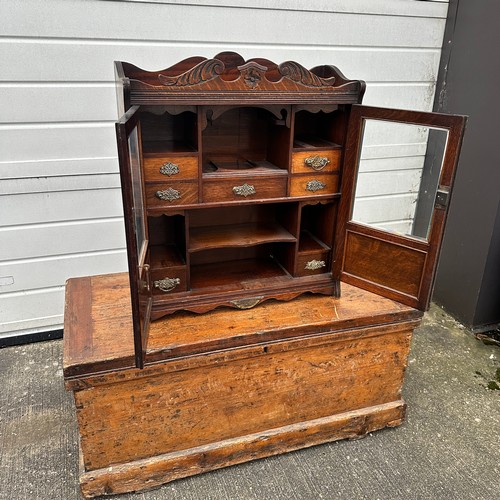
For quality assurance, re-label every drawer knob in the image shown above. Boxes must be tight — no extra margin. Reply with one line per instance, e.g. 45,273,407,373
156,188,181,202
305,260,326,270
306,180,327,192
304,155,330,171
159,162,180,176
153,277,181,293
233,183,256,197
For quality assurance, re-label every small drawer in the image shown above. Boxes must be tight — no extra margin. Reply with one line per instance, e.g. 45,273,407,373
289,174,339,197
143,155,198,181
291,150,341,174
146,181,198,208
150,267,187,294
295,251,330,277
202,177,287,203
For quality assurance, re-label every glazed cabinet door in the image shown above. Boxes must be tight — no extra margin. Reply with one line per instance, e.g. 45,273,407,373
335,105,466,310
116,105,151,368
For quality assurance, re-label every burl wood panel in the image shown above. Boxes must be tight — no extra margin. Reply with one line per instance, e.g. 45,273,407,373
80,401,405,498
343,230,427,297
74,321,413,472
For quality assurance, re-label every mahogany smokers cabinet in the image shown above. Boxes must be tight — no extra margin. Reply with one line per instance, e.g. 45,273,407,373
63,52,465,497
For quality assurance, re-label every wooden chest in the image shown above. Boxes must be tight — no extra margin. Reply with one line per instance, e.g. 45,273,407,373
64,273,422,498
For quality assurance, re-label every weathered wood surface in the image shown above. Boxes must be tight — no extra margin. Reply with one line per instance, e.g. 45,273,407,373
79,400,406,498
63,273,422,379
74,322,413,472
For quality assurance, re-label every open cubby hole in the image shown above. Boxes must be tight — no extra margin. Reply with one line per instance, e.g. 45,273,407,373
189,244,295,292
140,109,198,154
148,214,187,270
293,107,348,151
201,107,291,174
298,202,337,254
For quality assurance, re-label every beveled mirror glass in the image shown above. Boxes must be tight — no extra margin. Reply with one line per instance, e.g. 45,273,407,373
351,119,448,240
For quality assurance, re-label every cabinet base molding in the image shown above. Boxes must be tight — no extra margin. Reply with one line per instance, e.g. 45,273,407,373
79,401,405,498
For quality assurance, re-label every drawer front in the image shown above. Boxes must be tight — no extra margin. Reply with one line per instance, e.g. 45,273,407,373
289,174,339,197
151,267,187,294
202,177,287,203
291,150,341,174
295,251,330,277
143,155,198,181
146,182,198,208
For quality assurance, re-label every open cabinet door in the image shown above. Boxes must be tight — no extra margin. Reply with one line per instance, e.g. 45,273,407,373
116,105,151,368
335,105,466,310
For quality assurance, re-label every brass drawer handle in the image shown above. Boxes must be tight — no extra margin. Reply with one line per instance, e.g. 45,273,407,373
305,260,326,270
153,277,181,292
233,183,256,197
159,162,180,176
304,155,330,171
306,180,327,192
156,188,181,202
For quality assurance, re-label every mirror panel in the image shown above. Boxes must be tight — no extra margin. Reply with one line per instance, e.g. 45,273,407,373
351,119,448,240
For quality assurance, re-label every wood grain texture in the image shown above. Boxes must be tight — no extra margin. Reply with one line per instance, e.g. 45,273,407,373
290,173,339,197
74,324,412,471
291,149,341,174
143,155,198,181
145,181,198,208
79,400,406,498
202,176,287,203
63,273,421,380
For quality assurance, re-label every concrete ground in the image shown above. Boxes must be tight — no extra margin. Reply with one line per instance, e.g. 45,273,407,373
0,304,498,500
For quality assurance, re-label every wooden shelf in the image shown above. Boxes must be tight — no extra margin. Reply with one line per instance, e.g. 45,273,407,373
293,137,341,151
189,257,290,291
189,223,296,253
202,159,287,178
298,231,330,253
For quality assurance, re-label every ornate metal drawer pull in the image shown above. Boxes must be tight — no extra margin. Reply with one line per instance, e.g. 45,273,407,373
305,260,326,270
230,296,264,309
159,162,179,176
304,155,330,171
153,277,181,293
306,180,327,192
156,188,181,202
233,183,256,197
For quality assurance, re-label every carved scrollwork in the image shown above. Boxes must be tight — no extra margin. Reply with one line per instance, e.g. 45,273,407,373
306,180,327,192
156,188,181,202
158,58,224,87
237,61,268,89
279,61,335,87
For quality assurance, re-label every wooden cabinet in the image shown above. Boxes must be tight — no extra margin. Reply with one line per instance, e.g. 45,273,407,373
114,52,466,368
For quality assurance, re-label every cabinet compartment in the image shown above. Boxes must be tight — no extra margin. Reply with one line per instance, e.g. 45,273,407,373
148,215,188,294
202,175,287,203
145,181,198,208
295,202,337,276
143,155,198,181
140,109,198,154
201,107,291,174
289,173,339,197
293,107,347,151
291,149,341,174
